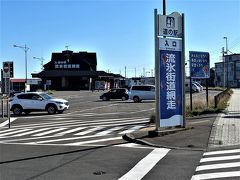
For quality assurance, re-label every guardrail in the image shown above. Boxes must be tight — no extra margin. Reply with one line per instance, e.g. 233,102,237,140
214,88,231,108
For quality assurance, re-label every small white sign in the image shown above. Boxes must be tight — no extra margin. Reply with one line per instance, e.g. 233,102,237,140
46,80,51,85
159,12,182,38
159,38,182,51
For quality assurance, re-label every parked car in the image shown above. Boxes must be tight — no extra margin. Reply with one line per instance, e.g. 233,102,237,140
128,85,155,103
193,82,203,91
100,88,129,101
185,82,200,93
10,92,69,115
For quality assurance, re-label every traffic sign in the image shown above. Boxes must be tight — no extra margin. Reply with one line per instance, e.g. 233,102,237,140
189,51,210,78
2,62,10,78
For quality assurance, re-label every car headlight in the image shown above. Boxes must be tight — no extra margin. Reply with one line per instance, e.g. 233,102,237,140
56,101,64,104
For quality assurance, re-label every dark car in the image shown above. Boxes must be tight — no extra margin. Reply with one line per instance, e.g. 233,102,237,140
100,88,129,101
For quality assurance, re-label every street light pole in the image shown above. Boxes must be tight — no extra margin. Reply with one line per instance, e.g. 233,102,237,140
13,44,29,92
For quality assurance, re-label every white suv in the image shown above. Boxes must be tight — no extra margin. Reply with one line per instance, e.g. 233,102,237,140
10,92,69,115
129,85,155,102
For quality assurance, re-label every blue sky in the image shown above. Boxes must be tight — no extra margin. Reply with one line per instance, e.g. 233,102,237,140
1,0,240,78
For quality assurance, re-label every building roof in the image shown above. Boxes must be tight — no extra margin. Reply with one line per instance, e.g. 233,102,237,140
31,70,122,78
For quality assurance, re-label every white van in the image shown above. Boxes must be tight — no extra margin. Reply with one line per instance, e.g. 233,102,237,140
129,85,155,102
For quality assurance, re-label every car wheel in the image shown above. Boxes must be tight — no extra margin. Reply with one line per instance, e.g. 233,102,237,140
133,96,140,103
47,105,57,115
12,105,23,115
102,96,108,101
121,96,126,101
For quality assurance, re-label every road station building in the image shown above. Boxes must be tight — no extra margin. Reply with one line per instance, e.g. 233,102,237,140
31,50,123,90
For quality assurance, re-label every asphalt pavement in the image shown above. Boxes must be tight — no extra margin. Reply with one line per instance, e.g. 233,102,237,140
124,88,240,151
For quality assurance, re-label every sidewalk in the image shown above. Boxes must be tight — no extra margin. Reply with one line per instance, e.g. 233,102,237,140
208,88,240,148
124,88,240,150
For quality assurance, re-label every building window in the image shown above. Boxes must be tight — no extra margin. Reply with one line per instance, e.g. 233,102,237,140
76,64,80,68
68,64,71,68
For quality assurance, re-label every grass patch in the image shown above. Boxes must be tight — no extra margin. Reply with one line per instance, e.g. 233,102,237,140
149,89,233,123
186,89,232,117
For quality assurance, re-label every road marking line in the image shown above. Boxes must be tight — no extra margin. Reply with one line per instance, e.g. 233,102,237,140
11,128,52,137
118,148,170,180
204,149,240,156
0,135,61,143
32,128,67,136
0,129,31,136
66,136,122,146
0,128,17,133
74,127,105,136
118,125,144,134
55,127,87,135
0,118,17,127
96,126,124,135
200,155,240,163
191,171,240,180
196,162,240,171
114,143,154,149
11,117,148,129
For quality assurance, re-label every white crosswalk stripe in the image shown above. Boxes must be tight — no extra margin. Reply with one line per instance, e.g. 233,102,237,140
0,115,148,146
32,128,67,136
191,148,240,180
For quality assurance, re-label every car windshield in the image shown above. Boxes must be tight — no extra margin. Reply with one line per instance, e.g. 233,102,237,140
40,93,53,99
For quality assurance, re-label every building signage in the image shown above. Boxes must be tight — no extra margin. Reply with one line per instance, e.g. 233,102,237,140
159,38,182,51
189,51,210,78
159,12,182,38
159,49,183,127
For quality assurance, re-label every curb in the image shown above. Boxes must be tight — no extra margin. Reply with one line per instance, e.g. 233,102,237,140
122,133,206,152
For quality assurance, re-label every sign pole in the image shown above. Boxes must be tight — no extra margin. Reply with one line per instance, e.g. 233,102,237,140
154,9,160,132
181,13,186,127
206,78,209,108
190,77,193,111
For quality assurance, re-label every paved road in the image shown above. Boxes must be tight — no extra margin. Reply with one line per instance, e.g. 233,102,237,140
1,90,239,180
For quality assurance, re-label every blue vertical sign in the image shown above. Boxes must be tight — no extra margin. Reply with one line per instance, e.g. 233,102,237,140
189,51,210,79
159,48,183,127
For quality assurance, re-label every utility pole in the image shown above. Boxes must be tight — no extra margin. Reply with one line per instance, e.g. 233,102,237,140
223,37,229,87
222,47,226,88
124,66,126,78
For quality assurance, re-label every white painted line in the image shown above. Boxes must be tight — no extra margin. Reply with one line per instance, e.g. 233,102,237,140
204,149,240,156
32,128,67,136
11,128,52,137
0,128,17,134
55,127,87,136
24,134,105,144
96,126,123,135
118,125,144,134
200,155,240,163
196,162,240,171
118,148,170,180
191,171,240,180
74,127,105,136
0,118,17,127
11,117,148,129
66,136,122,146
114,143,154,150
0,129,31,136
0,135,62,143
